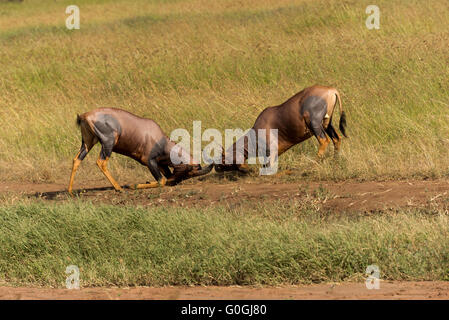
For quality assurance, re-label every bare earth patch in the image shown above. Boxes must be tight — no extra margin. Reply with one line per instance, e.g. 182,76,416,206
0,281,448,300
1,177,448,212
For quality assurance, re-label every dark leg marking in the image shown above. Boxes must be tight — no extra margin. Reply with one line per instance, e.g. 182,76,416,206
148,159,163,182
325,123,341,152
78,140,89,160
159,164,173,179
68,138,97,194
325,123,340,140
99,141,114,160
134,159,167,189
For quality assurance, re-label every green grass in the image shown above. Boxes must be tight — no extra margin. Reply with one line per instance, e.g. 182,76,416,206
0,0,448,183
0,201,448,287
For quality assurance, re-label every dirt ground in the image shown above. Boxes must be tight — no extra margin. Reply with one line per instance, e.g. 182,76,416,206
1,177,448,300
0,281,448,300
1,177,448,212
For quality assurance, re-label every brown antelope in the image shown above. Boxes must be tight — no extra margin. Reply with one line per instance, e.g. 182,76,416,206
215,85,347,172
68,108,213,194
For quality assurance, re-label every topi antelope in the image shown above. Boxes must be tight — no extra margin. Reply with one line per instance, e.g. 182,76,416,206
68,108,213,194
215,85,347,173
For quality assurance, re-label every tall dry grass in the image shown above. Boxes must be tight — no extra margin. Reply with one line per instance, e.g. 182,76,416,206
0,0,448,184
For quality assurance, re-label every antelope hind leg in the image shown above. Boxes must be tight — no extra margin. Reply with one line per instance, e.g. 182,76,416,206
68,140,95,195
68,152,82,195
96,157,123,192
325,123,341,155
317,136,330,158
311,123,330,159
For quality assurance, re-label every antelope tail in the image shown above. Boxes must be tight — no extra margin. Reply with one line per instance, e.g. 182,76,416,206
335,92,347,138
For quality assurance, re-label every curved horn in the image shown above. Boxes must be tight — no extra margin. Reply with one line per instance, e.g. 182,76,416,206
213,145,227,172
220,145,226,163
189,163,214,177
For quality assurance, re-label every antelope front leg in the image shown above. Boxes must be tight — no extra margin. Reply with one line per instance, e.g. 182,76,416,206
135,159,167,189
135,177,167,189
96,157,123,192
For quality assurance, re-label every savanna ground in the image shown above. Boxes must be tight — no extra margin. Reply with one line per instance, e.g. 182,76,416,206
0,0,448,299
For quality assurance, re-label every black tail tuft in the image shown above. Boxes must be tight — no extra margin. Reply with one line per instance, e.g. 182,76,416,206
76,114,81,127
339,111,347,138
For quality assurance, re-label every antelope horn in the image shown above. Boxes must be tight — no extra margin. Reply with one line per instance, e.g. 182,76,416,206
189,163,214,177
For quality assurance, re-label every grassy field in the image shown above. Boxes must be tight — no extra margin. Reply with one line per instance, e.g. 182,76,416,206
0,0,449,288
0,0,448,183
0,200,448,287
